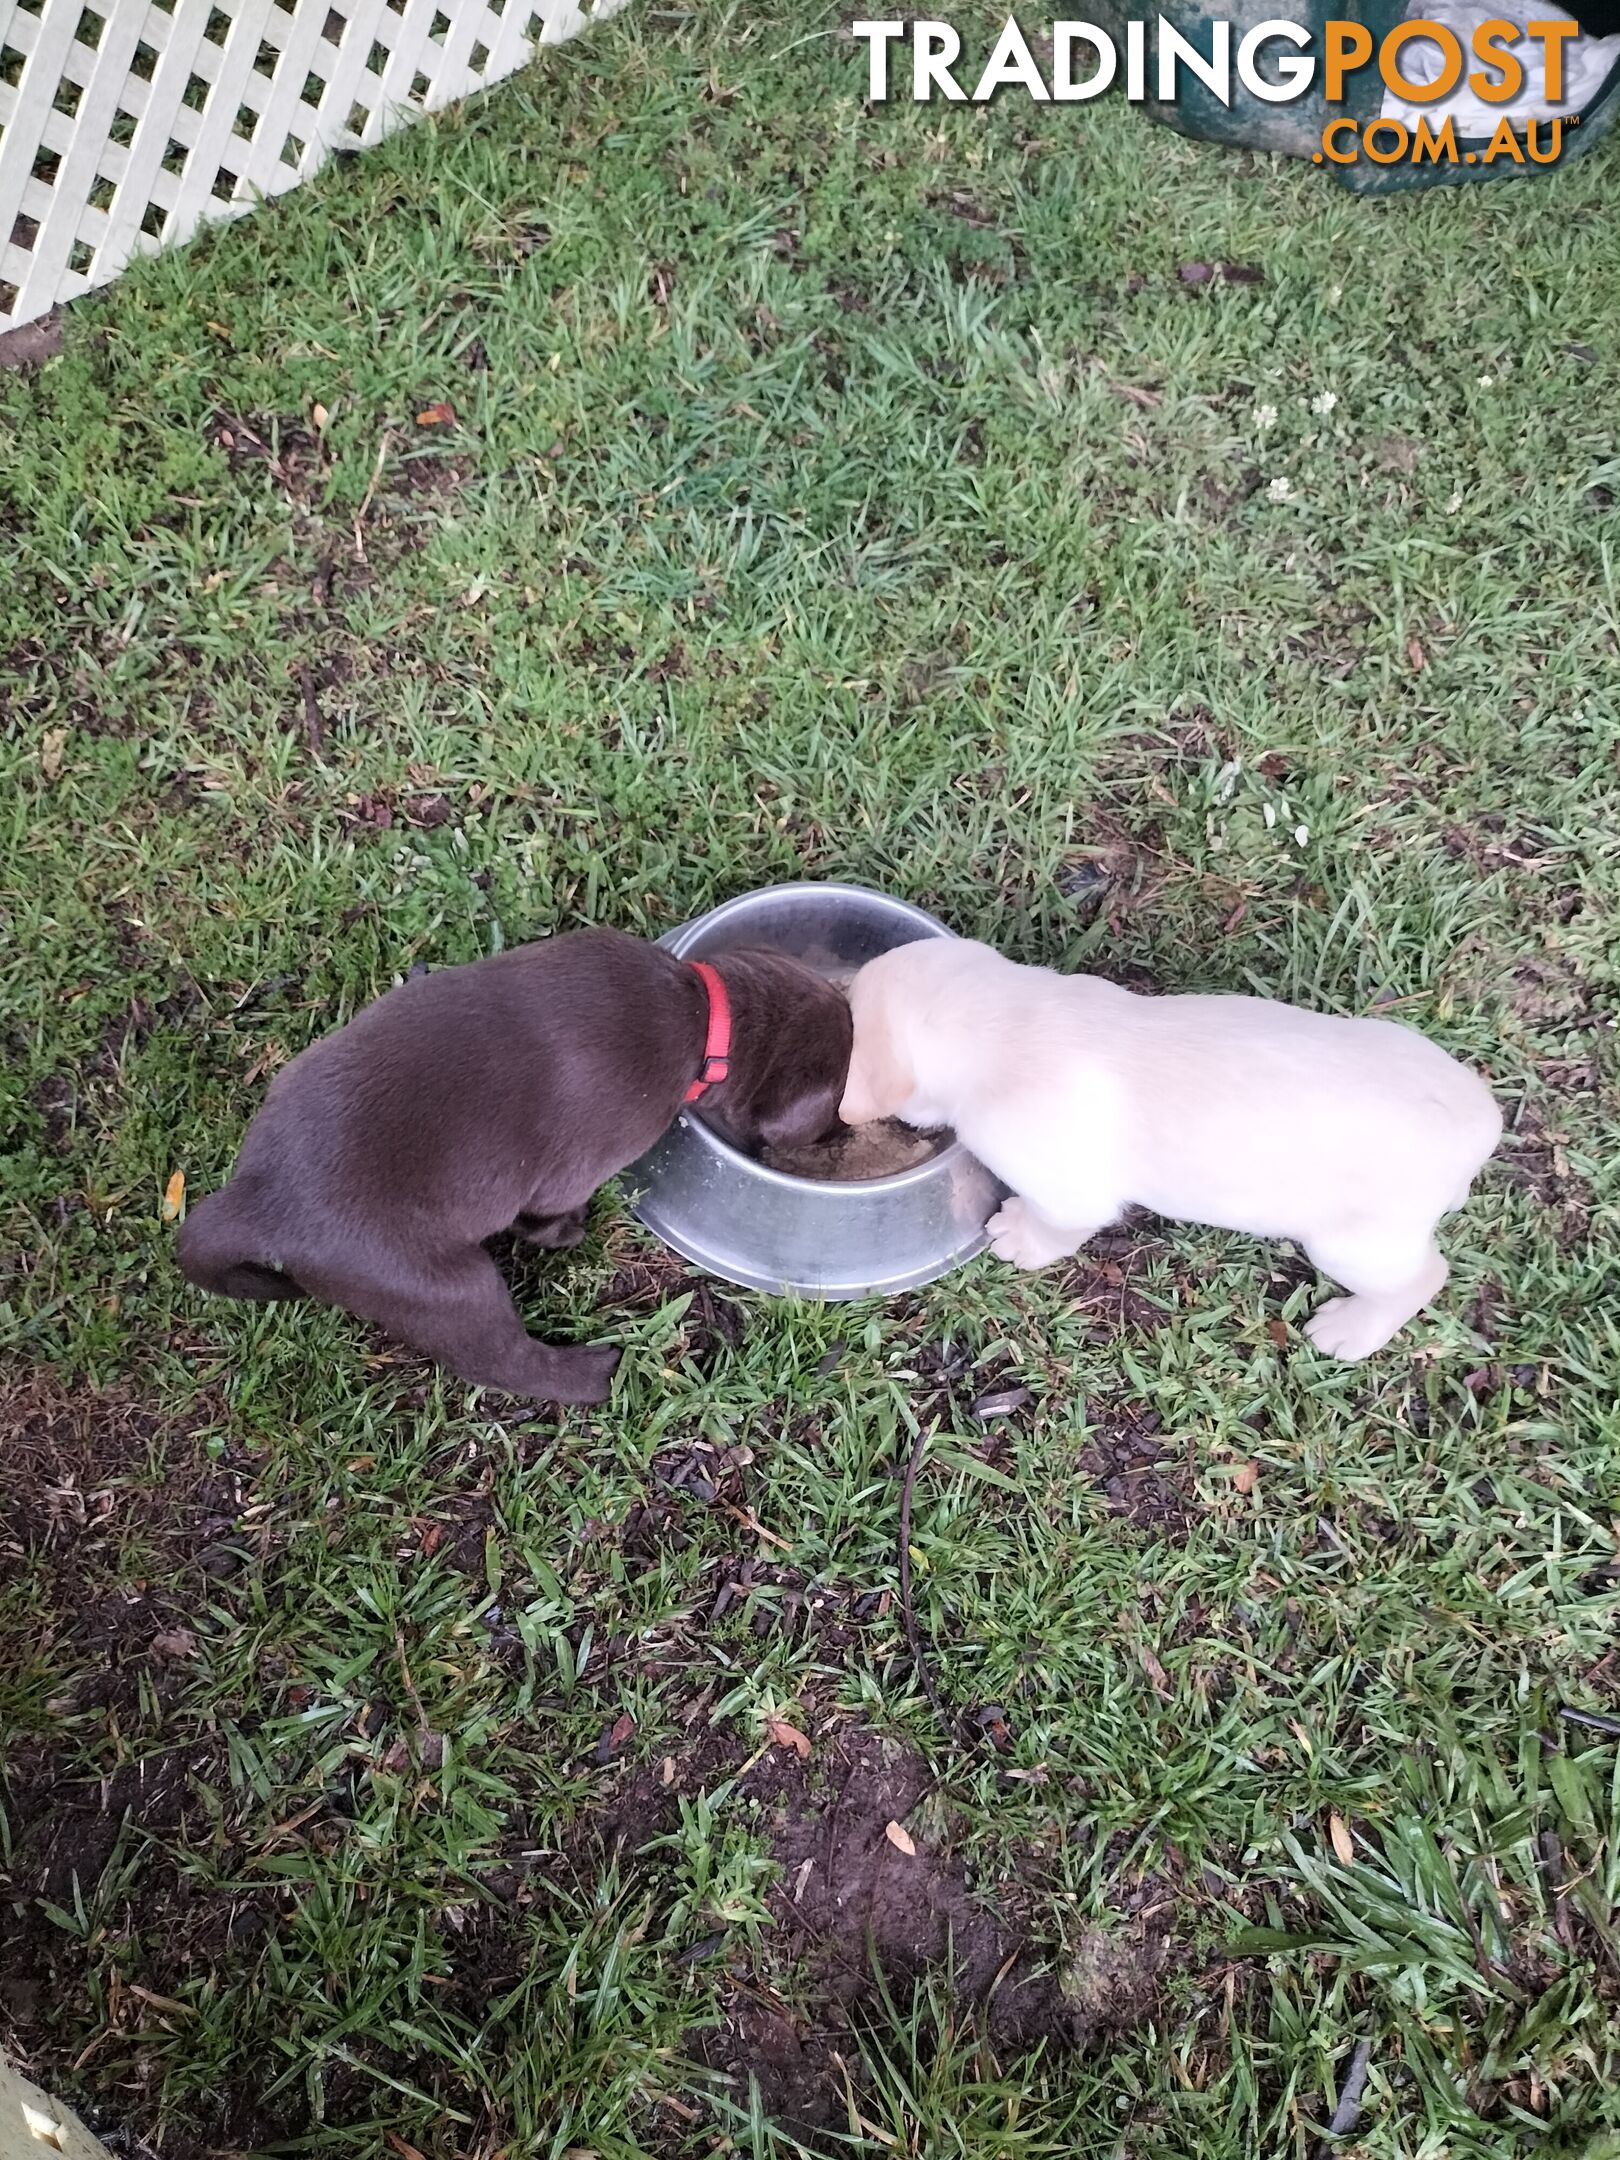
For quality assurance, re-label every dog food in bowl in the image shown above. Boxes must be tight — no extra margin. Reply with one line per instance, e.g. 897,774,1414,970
761,1118,946,1183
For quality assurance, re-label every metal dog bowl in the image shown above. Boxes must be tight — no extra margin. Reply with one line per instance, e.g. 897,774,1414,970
625,883,1003,1299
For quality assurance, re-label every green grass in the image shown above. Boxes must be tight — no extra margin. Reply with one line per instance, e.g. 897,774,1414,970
2,4,1618,2154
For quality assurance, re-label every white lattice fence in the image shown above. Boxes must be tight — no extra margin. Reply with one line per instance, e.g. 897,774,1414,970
0,0,621,329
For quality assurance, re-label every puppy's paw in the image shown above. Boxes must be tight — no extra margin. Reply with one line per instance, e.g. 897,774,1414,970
540,1342,622,1404
1303,1297,1398,1362
987,1198,1058,1271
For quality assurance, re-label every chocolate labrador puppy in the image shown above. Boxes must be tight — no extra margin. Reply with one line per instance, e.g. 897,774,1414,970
177,928,850,1403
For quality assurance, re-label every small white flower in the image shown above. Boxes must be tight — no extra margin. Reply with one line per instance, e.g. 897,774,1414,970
1478,374,1494,387
1328,285,1342,304
1311,390,1338,416
1445,489,1465,513
1255,402,1278,431
1263,802,1277,829
1266,475,1294,503
1293,823,1310,846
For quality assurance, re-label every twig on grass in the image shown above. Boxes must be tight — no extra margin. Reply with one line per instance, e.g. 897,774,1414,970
1559,1704,1620,1738
899,1423,949,1735
395,1627,431,1748
294,663,324,755
353,428,393,560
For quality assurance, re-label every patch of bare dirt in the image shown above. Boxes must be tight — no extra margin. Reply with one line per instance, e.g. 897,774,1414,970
1064,1231,1174,1340
1,1370,250,1620
338,785,458,831
1505,952,1600,1033
210,409,323,497
1,1367,1176,2149
1498,1102,1593,1245
1056,812,1170,937
0,1721,290,2150
602,1725,1169,2135
1078,1399,1193,1538
1439,816,1577,881
0,1371,294,2157
385,444,471,508
0,309,63,369
601,1246,746,1370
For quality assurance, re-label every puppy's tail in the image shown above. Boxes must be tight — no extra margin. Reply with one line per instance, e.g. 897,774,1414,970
176,1184,304,1303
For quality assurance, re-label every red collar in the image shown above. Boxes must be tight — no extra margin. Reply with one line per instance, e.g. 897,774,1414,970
683,960,732,1103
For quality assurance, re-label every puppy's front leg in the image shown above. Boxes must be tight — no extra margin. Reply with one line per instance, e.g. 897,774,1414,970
986,1195,1099,1271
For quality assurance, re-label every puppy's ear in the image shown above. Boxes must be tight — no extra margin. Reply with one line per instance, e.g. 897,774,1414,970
752,1058,843,1152
752,991,852,1150
840,1013,913,1126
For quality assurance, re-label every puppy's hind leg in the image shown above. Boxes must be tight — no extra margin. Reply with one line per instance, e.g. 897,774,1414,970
315,1246,620,1404
1302,1223,1449,1362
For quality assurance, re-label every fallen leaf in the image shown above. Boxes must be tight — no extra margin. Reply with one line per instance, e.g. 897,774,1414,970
724,1502,792,1551
162,1168,187,1221
1140,1646,1172,1699
311,401,329,431
595,1711,635,1764
417,1522,442,1557
1329,1811,1355,1866
40,726,67,781
415,400,457,428
1116,382,1163,409
971,1386,1032,1421
884,1820,917,1857
766,1717,812,1759
1178,260,1213,286
151,1627,198,1661
1235,1459,1260,1495
127,1983,194,2017
386,2134,428,2160
1266,1317,1289,1349
1220,261,1266,284
1407,636,1426,671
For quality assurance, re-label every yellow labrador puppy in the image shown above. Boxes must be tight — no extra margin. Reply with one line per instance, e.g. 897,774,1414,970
840,938,1501,1360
